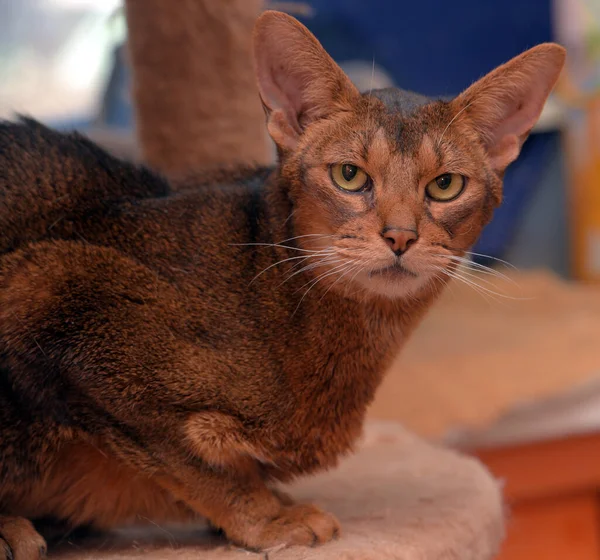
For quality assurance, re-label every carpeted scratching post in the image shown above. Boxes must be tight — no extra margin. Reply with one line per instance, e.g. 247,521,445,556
124,0,271,177
77,3,506,558
51,423,504,560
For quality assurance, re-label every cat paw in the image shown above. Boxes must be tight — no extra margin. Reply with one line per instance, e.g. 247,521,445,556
0,517,47,560
245,504,340,549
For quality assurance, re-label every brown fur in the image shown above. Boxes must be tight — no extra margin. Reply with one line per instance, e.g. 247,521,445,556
0,11,564,558
4,440,195,529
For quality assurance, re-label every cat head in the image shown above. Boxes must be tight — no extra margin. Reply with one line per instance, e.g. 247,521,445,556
253,11,565,300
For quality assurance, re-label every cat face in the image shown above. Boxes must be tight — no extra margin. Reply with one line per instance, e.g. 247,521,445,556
253,11,565,299
280,90,500,298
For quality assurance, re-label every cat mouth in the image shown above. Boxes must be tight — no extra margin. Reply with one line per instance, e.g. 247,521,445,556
370,262,418,278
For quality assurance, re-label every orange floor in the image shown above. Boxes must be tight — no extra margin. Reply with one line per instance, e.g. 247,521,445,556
474,433,600,559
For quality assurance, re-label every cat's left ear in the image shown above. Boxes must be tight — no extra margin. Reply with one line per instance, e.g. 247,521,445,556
253,11,361,152
451,43,566,174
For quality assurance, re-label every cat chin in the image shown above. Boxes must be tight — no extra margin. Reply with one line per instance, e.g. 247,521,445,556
352,271,432,301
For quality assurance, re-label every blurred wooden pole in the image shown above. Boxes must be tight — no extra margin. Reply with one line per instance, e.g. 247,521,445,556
124,0,271,177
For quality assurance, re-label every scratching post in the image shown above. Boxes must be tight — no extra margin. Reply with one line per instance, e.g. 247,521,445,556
52,423,505,559
124,0,271,177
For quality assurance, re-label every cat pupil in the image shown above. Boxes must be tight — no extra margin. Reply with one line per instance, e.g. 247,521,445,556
342,164,357,182
436,174,451,189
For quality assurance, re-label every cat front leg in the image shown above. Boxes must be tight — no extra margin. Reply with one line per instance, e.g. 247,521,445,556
94,412,339,549
173,410,339,548
155,464,339,550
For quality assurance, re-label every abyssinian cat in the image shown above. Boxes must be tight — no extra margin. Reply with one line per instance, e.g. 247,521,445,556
0,10,564,558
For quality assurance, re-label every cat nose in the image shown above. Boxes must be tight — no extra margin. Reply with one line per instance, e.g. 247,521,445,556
381,227,418,256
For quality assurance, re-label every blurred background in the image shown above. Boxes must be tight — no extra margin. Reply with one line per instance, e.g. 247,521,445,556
4,1,600,558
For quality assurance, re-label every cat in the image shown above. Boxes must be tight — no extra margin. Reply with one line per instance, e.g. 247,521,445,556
0,10,564,558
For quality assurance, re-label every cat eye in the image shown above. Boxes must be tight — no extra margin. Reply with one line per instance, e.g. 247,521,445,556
330,163,370,192
425,173,466,202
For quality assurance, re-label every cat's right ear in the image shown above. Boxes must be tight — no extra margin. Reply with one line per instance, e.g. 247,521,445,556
253,11,360,152
450,43,566,175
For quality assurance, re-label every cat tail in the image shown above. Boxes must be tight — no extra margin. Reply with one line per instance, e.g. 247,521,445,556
0,116,170,255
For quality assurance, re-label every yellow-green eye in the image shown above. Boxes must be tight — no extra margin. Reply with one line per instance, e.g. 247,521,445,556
425,173,466,201
331,163,369,192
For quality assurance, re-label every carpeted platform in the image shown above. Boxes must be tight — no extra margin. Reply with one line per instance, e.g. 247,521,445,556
50,422,504,560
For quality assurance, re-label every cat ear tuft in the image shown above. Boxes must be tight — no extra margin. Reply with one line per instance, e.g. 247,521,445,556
451,43,566,174
253,11,360,152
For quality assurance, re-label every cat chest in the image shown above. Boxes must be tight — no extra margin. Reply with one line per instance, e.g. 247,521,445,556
263,405,366,479
272,365,381,474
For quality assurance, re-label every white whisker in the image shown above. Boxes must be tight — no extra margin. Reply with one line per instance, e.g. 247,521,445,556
463,251,517,270
365,56,376,129
436,266,529,302
250,251,335,284
437,101,474,147
276,233,336,244
282,209,296,226
449,265,514,290
231,242,333,254
437,254,519,287
435,266,500,305
279,256,344,286
342,263,367,299
292,262,354,316
295,261,352,294
319,261,360,302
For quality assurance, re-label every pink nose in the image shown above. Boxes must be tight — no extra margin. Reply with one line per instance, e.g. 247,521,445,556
382,227,418,256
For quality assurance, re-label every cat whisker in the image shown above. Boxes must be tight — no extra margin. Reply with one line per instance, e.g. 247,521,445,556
282,209,296,226
231,242,333,254
276,233,337,244
443,275,458,300
365,56,376,129
286,256,317,274
458,265,522,291
437,266,498,298
348,262,366,301
295,261,353,293
447,264,517,292
339,262,367,300
461,262,519,287
437,101,474,147
428,275,447,300
345,265,366,301
285,257,342,280
293,261,350,293
463,251,518,270
285,251,338,273
435,266,530,302
250,250,336,284
279,256,344,286
434,254,519,287
292,261,355,316
434,266,500,305
319,260,360,302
